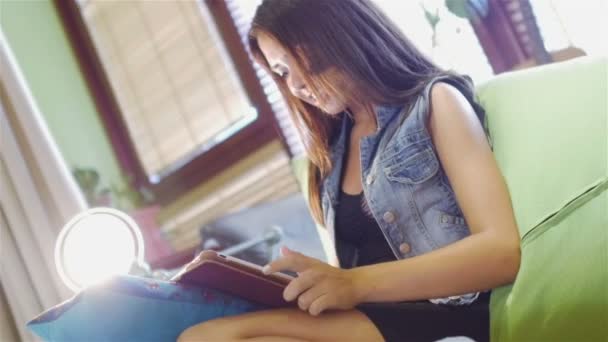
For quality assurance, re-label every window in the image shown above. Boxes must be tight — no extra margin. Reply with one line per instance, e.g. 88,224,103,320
57,0,286,204
530,0,607,57
80,0,256,181
373,0,495,83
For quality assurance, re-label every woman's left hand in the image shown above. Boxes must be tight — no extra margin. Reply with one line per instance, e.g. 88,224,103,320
263,246,368,316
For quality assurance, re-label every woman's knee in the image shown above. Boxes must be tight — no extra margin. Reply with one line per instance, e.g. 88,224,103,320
177,317,240,342
177,308,382,342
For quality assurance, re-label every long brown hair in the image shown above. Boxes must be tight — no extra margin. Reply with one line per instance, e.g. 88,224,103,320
248,0,483,225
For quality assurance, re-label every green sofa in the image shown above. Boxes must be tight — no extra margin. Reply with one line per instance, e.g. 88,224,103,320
291,56,607,341
478,56,607,341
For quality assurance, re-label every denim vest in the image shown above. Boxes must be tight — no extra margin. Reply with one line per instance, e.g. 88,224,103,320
320,76,483,305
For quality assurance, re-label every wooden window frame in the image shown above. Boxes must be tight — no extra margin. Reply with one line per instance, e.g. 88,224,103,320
54,0,289,205
468,0,549,73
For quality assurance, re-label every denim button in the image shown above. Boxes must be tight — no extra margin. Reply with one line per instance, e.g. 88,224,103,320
366,174,374,185
383,211,396,223
399,243,411,254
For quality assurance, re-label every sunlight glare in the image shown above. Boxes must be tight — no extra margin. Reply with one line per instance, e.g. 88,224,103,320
62,214,136,288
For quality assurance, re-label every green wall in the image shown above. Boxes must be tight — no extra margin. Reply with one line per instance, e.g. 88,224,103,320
0,0,124,196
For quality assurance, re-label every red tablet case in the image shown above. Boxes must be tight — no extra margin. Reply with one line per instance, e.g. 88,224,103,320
174,255,295,308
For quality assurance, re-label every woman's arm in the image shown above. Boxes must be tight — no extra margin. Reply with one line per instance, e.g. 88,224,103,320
354,227,519,302
353,83,521,302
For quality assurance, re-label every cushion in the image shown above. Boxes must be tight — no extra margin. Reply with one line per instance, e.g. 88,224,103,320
476,56,608,237
490,183,607,341
482,57,608,341
27,275,264,341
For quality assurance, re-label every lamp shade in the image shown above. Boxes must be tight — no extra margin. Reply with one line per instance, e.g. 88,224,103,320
55,207,145,292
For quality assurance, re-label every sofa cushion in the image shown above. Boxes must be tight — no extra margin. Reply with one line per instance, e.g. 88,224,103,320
476,56,608,237
490,183,607,341
27,275,264,341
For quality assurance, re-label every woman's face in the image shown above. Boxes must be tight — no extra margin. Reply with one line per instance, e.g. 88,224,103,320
257,33,346,115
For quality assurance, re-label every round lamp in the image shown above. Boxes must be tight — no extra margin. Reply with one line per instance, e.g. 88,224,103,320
55,207,146,292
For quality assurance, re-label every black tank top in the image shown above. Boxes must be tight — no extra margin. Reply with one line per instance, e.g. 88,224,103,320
335,118,396,267
335,190,396,267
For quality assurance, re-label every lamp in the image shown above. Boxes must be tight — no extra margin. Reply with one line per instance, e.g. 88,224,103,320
55,207,151,292
56,207,287,292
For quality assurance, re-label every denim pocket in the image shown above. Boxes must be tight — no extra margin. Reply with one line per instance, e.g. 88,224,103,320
425,209,471,248
437,210,470,234
383,147,439,184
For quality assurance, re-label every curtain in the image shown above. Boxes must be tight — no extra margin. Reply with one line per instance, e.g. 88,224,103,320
0,284,19,342
0,29,87,341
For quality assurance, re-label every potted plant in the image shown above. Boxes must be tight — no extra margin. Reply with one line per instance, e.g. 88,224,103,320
72,167,173,264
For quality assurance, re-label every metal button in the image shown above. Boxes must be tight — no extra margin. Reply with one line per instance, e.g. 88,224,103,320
382,211,396,223
366,174,374,185
441,216,449,224
399,243,411,254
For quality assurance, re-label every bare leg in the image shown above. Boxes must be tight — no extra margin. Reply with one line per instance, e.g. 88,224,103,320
177,307,384,342
243,337,309,342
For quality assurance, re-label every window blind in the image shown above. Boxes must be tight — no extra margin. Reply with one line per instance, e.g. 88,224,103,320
153,0,303,249
499,0,551,64
79,0,257,181
161,141,299,250
226,0,306,157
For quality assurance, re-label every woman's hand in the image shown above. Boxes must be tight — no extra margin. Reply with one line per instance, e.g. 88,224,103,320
263,246,368,316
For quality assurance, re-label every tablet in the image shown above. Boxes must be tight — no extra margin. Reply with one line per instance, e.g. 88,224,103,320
171,250,295,308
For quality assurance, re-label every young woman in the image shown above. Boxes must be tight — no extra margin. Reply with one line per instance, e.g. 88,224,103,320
179,0,520,341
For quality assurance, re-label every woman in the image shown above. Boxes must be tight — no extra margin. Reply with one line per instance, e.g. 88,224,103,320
179,0,520,341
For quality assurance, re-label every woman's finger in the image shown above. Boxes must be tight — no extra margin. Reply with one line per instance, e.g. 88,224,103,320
297,281,329,312
283,269,320,301
308,293,333,316
263,248,317,275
